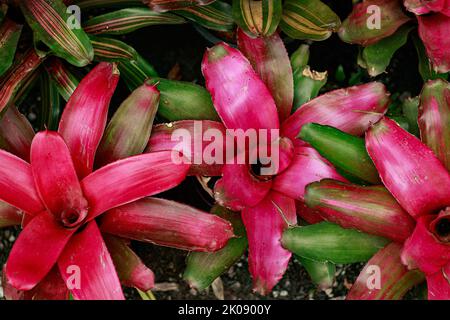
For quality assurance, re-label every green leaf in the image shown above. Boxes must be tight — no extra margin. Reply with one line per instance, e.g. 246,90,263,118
296,255,335,290
280,0,340,41
292,66,327,111
183,206,248,290
20,0,94,67
0,19,22,77
118,56,219,121
150,78,219,121
282,222,390,264
84,7,186,35
402,96,420,137
299,123,380,184
232,0,282,37
290,44,310,71
359,25,414,77
175,1,234,32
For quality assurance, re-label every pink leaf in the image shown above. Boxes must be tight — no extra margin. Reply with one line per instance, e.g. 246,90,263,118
281,82,389,140
100,197,234,252
5,211,75,291
82,151,190,220
242,191,297,295
30,131,88,227
58,221,124,300
202,42,279,131
58,62,119,179
366,117,450,218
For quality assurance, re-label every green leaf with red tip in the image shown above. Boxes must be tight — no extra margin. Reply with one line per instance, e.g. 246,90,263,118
0,19,22,78
293,66,327,111
20,0,94,67
282,222,390,264
39,72,62,131
183,205,248,290
232,0,282,37
44,59,79,102
143,0,216,12
359,25,414,77
305,180,415,242
115,45,218,121
83,8,186,36
104,234,155,291
152,78,219,121
296,255,335,290
402,96,420,137
347,243,425,300
175,1,234,32
0,49,45,115
418,79,450,171
238,29,293,121
290,44,310,71
95,82,159,167
280,0,341,41
299,123,380,184
338,0,411,46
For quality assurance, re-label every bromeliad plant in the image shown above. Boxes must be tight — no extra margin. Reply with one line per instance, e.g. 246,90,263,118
146,32,392,295
286,78,450,299
0,62,234,300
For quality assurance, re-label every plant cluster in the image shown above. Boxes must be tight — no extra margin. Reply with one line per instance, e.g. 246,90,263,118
0,0,449,300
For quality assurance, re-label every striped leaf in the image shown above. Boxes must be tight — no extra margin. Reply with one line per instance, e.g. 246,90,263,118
20,0,94,67
143,0,216,12
39,72,62,131
0,50,45,114
84,8,186,35
175,1,234,32
44,58,79,102
280,0,341,41
232,0,282,37
70,0,143,10
89,35,140,62
12,67,41,107
0,19,22,78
